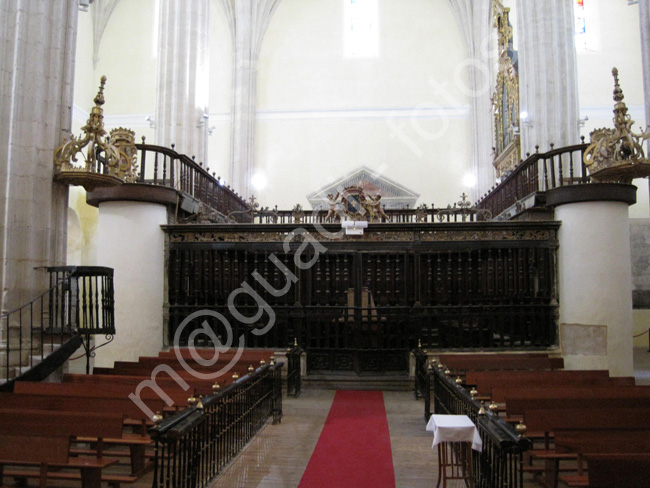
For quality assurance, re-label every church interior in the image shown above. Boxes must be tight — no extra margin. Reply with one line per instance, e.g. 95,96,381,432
2,0,650,487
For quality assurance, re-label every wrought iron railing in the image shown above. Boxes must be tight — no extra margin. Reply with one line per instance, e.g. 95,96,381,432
149,362,283,488
0,266,114,386
286,343,303,397
476,140,589,218
134,142,252,222
415,349,532,488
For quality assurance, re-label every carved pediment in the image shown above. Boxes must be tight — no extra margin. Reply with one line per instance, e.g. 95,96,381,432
307,166,419,210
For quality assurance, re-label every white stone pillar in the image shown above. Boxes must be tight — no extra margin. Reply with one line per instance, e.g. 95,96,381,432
639,0,650,203
221,0,281,199
517,0,580,156
93,201,167,367
551,186,636,376
446,0,495,200
155,0,210,162
0,0,77,311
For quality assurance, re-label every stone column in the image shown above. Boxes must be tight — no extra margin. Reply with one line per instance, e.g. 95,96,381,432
548,185,636,377
641,0,650,133
93,201,167,367
639,0,650,204
446,0,495,200
516,0,580,156
155,0,210,163
0,1,76,312
221,0,281,199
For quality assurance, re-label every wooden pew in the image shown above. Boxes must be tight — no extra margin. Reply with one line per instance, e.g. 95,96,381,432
63,372,233,396
106,361,251,378
0,392,164,476
0,435,71,488
135,355,271,371
553,428,650,487
0,409,123,488
492,385,650,405
158,348,275,361
437,355,564,372
522,407,650,488
584,453,650,488
465,370,636,402
504,396,650,421
13,379,191,406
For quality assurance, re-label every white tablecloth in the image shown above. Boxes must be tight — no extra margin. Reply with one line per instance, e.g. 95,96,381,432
426,414,483,452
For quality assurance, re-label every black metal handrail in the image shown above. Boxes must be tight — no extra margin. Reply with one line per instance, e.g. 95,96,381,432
477,141,589,218
0,266,114,385
286,344,303,397
416,348,531,488
134,142,252,222
149,362,283,488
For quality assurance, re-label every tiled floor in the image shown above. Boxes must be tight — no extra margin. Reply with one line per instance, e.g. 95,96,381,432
211,388,440,488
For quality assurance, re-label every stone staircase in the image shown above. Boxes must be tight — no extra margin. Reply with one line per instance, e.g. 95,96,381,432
0,325,62,384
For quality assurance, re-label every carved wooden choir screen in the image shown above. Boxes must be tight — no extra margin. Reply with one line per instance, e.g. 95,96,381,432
165,223,558,373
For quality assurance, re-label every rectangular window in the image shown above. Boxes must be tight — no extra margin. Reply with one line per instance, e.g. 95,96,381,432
344,0,379,58
574,0,599,52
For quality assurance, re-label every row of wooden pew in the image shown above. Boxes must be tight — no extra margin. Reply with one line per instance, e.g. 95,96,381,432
0,348,276,488
438,353,650,488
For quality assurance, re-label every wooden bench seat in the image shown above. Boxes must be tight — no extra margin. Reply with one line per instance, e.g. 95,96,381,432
13,379,191,407
465,370,636,402
63,372,234,396
437,355,564,372
522,407,650,488
0,410,124,488
158,348,275,361
553,428,650,487
584,453,650,488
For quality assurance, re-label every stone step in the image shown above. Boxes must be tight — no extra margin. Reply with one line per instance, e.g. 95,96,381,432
303,373,414,391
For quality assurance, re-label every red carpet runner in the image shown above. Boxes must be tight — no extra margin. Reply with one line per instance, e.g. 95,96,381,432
298,390,395,488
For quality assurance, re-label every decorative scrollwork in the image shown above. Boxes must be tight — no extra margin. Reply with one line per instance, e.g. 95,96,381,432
583,68,650,183
53,76,138,191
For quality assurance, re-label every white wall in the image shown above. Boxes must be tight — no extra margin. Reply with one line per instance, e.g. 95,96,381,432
253,0,472,209
575,0,648,217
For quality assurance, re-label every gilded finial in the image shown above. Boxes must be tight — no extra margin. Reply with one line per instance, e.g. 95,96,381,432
515,420,527,437
583,67,650,183
612,67,623,103
94,75,107,106
478,401,486,415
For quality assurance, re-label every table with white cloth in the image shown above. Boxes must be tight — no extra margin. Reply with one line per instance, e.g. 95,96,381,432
426,414,483,488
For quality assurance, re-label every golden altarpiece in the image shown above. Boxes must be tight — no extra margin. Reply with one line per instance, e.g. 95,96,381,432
492,1,521,179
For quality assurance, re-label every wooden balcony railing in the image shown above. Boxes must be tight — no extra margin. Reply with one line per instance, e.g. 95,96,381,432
477,140,590,219
134,142,252,222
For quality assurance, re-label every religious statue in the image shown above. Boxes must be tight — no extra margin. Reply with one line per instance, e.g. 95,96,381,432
325,192,342,222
